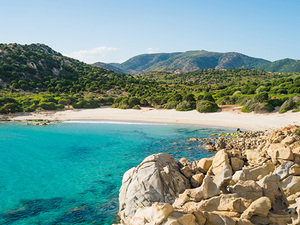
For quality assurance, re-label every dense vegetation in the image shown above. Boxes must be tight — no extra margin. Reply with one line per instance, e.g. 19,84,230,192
0,43,299,115
96,50,300,75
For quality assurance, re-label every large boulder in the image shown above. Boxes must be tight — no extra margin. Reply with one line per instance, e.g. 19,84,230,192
196,194,252,213
232,162,275,182
119,153,190,219
123,203,173,225
228,180,263,201
162,211,197,225
280,175,300,196
230,157,244,171
267,143,294,162
273,161,294,180
257,174,288,213
211,150,231,175
240,197,271,221
190,173,204,188
194,157,213,173
244,150,267,166
173,175,220,208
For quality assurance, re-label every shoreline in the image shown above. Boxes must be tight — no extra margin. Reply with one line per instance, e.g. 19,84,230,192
5,107,300,131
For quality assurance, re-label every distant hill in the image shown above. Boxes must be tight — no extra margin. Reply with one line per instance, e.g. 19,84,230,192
91,61,125,74
103,51,270,74
255,58,300,73
93,50,300,74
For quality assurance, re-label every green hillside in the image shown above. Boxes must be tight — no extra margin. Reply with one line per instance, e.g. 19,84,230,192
108,51,270,74
104,51,300,74
0,43,131,93
91,61,126,74
255,58,300,73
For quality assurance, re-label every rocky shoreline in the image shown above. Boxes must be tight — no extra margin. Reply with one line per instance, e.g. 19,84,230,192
116,125,300,225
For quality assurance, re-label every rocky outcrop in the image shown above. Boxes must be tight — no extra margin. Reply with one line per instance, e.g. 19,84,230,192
118,153,190,219
117,126,300,225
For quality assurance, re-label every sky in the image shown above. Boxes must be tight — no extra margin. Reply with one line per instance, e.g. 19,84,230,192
1,0,300,63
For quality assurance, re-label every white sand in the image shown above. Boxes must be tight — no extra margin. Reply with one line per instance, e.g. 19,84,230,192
8,107,300,131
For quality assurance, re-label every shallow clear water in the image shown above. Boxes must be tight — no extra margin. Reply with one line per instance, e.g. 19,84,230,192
0,121,233,224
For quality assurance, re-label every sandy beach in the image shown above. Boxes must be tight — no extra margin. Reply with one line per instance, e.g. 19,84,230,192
7,106,300,131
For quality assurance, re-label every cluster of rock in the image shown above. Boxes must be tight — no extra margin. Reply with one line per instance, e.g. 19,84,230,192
116,126,300,225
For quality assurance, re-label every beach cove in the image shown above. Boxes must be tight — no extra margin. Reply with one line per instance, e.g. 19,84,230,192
7,107,300,131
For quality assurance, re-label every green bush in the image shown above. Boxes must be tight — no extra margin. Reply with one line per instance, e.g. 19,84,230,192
279,98,295,113
118,102,131,109
0,103,22,113
268,98,284,107
241,99,259,113
111,103,119,108
73,99,99,109
38,102,57,110
140,98,150,106
128,97,140,106
255,86,268,94
176,100,194,111
196,100,218,113
198,93,215,102
253,102,274,113
58,98,71,105
232,91,242,96
163,101,178,109
254,92,268,103
132,105,141,110
183,93,195,102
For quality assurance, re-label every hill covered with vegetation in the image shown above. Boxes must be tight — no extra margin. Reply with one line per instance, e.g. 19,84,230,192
97,51,300,75
0,43,299,115
92,61,125,74
107,51,270,74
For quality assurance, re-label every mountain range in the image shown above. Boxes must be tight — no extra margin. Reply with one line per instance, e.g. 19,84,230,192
92,50,300,74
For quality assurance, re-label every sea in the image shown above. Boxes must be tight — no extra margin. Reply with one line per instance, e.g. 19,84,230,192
0,121,234,225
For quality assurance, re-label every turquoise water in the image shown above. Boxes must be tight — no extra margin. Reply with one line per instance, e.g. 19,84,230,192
0,121,233,224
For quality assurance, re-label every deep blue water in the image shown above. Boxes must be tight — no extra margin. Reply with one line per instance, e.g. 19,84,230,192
0,121,233,224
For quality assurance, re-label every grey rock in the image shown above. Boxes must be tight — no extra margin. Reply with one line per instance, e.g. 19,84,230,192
118,153,190,218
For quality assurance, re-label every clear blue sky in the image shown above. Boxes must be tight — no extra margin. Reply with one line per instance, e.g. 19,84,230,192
1,0,299,63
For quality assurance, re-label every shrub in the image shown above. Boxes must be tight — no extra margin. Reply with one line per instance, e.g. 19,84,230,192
268,98,284,107
58,98,71,105
176,100,194,111
254,92,268,103
111,103,119,108
183,93,195,102
128,97,140,106
38,102,57,110
255,86,268,94
241,100,259,113
163,101,178,109
140,98,150,106
132,105,141,110
279,98,295,113
198,93,215,102
216,96,235,105
118,102,131,109
196,100,218,113
232,91,242,96
0,103,22,114
253,102,274,113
